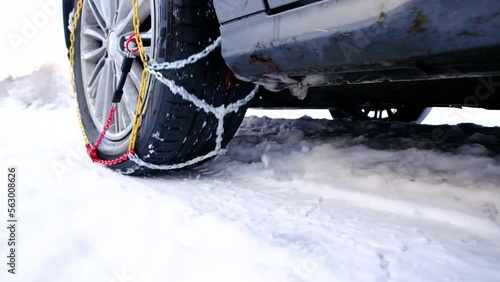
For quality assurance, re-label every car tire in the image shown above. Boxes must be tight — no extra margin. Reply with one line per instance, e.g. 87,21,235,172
73,0,254,174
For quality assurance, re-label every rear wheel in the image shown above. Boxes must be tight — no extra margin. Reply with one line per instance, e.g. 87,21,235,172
329,105,431,123
73,0,254,174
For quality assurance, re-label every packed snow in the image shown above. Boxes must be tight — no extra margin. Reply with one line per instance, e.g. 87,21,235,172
1,66,500,282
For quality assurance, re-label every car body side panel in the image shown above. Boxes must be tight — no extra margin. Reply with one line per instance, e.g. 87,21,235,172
215,0,500,90
266,0,301,9
213,0,266,23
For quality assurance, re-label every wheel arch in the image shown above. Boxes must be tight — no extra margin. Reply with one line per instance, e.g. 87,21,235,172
62,0,74,50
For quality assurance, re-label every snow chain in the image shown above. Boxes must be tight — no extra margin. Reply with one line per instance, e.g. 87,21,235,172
69,0,259,171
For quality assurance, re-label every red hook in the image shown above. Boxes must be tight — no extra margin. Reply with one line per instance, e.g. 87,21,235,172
125,33,140,53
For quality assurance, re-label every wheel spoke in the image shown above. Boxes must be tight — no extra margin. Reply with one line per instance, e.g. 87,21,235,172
88,76,100,104
88,0,107,31
82,26,106,42
122,85,138,116
102,0,119,30
123,29,152,40
113,105,120,133
94,59,115,122
131,46,152,57
95,0,115,30
112,56,123,82
87,56,106,98
118,102,131,129
82,46,106,62
129,60,144,90
115,0,150,36
116,0,132,29
140,29,152,40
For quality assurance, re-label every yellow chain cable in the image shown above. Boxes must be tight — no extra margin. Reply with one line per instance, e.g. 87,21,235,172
69,0,89,145
69,0,150,154
128,0,150,152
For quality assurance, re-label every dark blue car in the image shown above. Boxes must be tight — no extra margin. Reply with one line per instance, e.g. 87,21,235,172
63,0,500,173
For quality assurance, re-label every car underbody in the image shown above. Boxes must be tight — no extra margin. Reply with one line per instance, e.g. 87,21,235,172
214,0,500,109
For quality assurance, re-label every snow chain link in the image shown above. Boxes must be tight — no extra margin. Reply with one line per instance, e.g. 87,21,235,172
69,0,258,172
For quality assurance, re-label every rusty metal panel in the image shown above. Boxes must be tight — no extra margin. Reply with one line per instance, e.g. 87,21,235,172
219,0,500,90
213,0,266,23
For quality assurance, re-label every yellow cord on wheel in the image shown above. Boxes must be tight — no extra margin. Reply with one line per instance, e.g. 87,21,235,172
129,0,151,152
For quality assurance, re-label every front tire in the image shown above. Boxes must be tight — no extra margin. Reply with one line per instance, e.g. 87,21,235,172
73,0,254,174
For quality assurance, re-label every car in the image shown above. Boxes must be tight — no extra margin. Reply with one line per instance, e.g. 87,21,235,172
62,0,500,174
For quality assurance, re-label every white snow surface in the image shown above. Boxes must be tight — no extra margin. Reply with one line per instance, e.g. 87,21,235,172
1,68,500,282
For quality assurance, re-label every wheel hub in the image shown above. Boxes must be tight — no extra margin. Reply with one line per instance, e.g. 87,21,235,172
79,0,154,142
107,30,121,58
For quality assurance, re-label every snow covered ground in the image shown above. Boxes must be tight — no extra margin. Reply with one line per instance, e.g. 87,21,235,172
1,67,500,282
